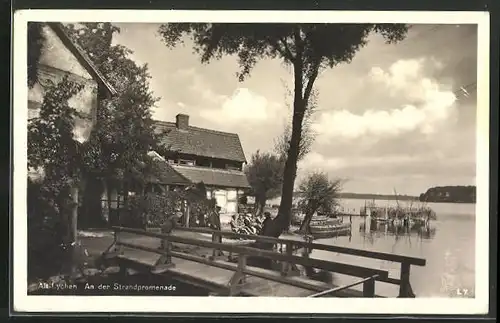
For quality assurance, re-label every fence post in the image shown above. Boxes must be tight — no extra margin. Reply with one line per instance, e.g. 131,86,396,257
362,277,375,297
183,203,190,228
281,242,293,276
210,231,223,259
399,262,412,297
156,224,174,268
227,254,247,296
211,232,217,257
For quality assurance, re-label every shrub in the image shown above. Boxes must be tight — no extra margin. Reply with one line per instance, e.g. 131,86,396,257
126,192,184,228
27,179,66,279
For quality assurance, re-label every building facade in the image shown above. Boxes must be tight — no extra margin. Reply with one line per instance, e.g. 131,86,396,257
27,23,116,229
149,114,251,214
27,23,115,129
27,22,116,180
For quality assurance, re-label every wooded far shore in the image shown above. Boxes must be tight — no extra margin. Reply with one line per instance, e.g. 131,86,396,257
335,185,476,204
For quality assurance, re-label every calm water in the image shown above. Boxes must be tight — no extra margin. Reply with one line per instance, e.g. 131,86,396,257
308,198,476,298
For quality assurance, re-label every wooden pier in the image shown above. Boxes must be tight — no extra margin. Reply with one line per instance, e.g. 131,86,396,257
102,226,426,298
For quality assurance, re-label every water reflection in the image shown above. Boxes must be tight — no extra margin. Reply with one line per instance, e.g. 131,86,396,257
358,217,437,244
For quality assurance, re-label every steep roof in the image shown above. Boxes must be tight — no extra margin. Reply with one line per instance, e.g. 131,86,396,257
154,120,247,163
171,165,251,189
47,22,117,97
146,159,192,185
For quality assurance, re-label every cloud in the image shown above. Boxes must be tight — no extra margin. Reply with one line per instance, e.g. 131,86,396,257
200,87,284,124
312,58,458,139
300,151,428,172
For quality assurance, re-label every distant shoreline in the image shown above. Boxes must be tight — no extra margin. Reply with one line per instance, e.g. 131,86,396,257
337,194,476,204
270,191,477,206
337,193,418,201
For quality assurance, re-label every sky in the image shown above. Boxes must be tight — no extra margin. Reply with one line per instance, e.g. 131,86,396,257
111,23,478,195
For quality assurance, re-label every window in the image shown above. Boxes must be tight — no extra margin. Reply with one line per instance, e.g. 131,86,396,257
179,159,195,166
196,158,212,167
227,190,237,200
167,159,176,165
226,165,240,171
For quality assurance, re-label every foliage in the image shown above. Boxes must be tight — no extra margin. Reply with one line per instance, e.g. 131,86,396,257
64,23,162,193
296,172,343,233
125,183,215,229
27,22,46,88
158,23,408,237
28,76,84,182
419,185,476,204
27,76,85,279
126,192,184,228
244,150,284,215
27,179,66,279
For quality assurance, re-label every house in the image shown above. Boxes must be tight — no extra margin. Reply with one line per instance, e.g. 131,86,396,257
148,114,251,214
27,22,116,181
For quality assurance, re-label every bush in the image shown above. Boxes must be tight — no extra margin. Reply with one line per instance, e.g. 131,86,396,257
126,192,184,228
27,179,66,279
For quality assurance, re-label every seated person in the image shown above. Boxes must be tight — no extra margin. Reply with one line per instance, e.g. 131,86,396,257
230,214,239,231
260,212,272,235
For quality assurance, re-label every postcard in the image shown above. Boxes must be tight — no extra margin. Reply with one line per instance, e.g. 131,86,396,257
12,9,490,315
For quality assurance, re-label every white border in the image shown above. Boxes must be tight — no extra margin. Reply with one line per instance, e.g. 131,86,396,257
12,10,490,314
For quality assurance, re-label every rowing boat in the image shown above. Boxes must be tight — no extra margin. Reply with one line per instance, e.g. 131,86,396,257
309,221,351,238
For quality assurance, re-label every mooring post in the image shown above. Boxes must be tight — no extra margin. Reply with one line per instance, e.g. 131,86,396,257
399,262,411,297
362,277,376,297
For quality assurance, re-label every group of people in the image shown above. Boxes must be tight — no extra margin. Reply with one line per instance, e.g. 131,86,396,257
230,211,272,236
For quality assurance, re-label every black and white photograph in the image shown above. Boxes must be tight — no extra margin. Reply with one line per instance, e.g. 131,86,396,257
12,10,490,314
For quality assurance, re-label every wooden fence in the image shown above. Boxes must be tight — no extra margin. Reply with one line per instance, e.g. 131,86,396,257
105,225,425,297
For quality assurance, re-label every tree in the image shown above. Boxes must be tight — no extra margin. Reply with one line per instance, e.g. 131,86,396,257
274,89,317,162
245,150,284,215
63,23,163,221
28,75,85,278
296,172,343,234
158,23,408,238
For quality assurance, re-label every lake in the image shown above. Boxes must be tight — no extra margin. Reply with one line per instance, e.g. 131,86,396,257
307,198,476,298
36,198,474,298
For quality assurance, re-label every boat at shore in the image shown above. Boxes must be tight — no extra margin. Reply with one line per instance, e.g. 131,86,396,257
291,213,352,238
309,221,352,238
309,215,351,238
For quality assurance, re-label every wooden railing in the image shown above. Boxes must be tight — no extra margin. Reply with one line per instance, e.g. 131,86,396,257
108,226,425,297
172,226,426,297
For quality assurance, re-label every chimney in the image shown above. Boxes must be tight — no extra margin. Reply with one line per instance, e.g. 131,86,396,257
175,114,189,130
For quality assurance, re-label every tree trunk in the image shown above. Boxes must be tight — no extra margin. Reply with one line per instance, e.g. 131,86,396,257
256,196,266,216
106,180,113,226
299,201,320,234
253,33,319,247
263,90,306,238
299,209,314,234
68,181,80,278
